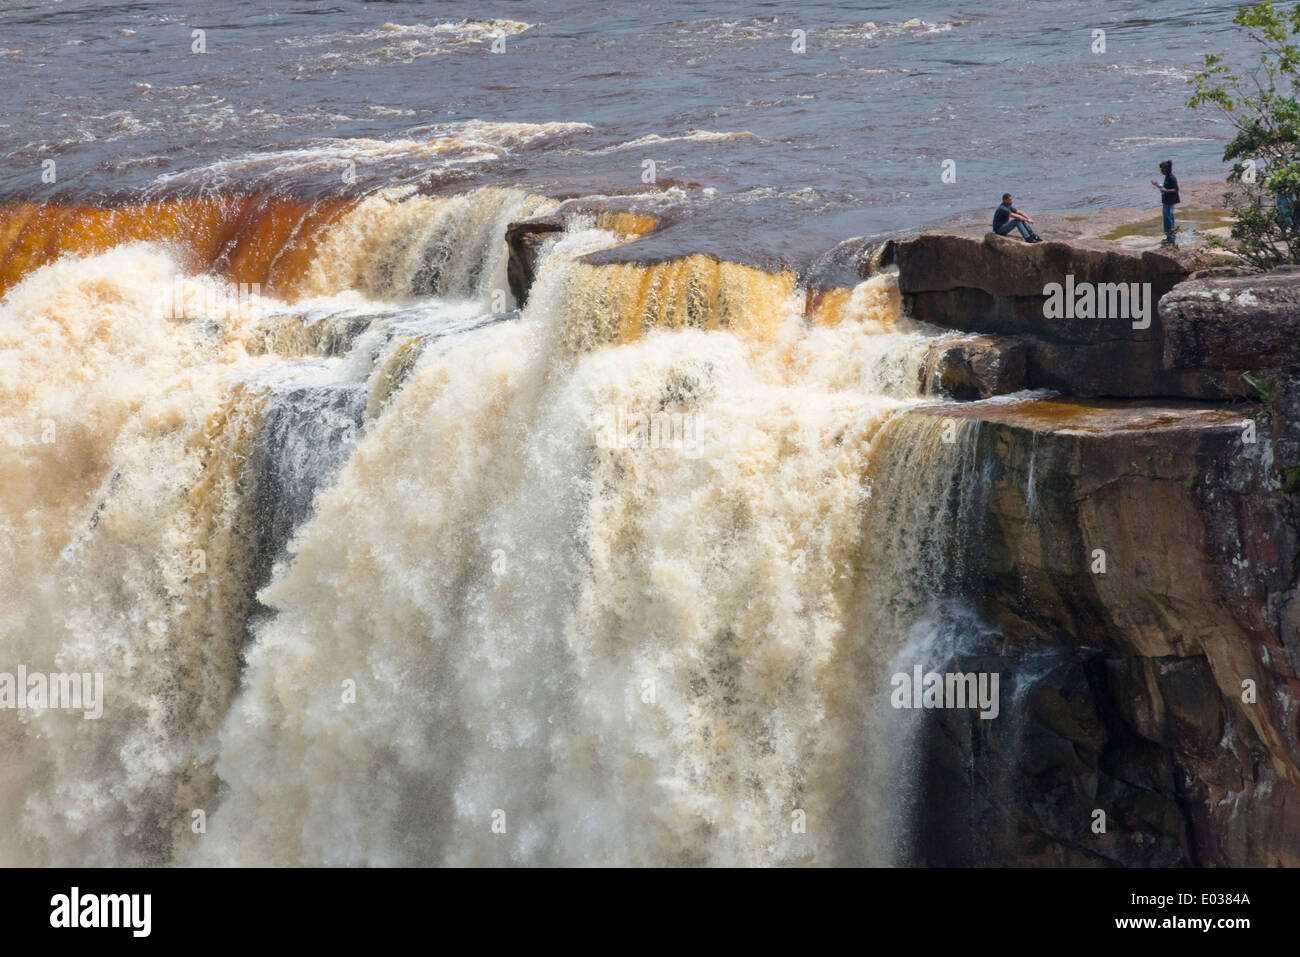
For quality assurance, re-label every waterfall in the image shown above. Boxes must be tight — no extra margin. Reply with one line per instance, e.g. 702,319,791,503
0,186,992,866
294,186,556,304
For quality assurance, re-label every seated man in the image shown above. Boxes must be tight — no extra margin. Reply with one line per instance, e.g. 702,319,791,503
992,193,1042,242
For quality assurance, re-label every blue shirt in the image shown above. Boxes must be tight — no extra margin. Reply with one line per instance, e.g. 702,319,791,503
992,203,1016,230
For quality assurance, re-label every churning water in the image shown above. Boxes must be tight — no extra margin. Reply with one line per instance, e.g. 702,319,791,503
0,0,1244,866
0,182,995,864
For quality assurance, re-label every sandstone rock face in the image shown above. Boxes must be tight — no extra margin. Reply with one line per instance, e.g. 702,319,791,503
1161,267,1300,372
881,233,1244,398
906,399,1300,867
888,231,1190,301
925,335,1027,400
1161,267,1300,490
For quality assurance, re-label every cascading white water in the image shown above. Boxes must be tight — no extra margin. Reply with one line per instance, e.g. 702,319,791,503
296,185,556,304
0,185,987,866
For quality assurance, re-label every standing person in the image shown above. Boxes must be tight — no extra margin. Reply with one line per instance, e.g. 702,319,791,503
992,193,1042,242
1152,160,1180,245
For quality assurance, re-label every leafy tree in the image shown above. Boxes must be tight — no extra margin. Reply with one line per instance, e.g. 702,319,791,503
1189,2,1300,267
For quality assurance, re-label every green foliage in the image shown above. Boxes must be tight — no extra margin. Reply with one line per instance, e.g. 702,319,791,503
1243,370,1275,402
1190,3,1300,267
1283,463,1300,491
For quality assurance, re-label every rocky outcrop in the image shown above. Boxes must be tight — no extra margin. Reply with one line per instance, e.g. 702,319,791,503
504,213,566,306
506,196,669,305
880,232,1247,399
802,236,879,292
1161,267,1300,372
908,398,1300,867
1161,267,1300,488
885,231,1185,300
892,257,1300,867
925,335,1028,400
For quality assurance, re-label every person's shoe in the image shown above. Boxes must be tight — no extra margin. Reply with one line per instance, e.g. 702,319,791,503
1027,235,1043,243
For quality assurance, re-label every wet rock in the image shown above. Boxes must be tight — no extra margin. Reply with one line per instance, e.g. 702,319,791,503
911,650,1192,867
246,381,368,603
927,335,1027,400
911,397,1300,865
881,232,1243,398
802,236,880,291
507,195,668,304
504,213,565,306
